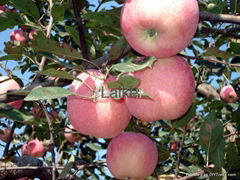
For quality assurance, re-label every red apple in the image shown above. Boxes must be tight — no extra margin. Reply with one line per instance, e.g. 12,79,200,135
0,76,23,109
27,139,45,158
10,30,26,45
67,69,131,138
28,30,36,40
18,178,28,180
21,144,28,156
0,129,12,143
169,142,178,151
64,125,81,143
0,5,7,13
106,132,158,179
125,56,195,122
120,0,199,58
220,85,238,103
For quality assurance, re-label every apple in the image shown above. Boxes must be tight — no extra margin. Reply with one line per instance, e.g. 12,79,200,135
21,144,28,156
0,5,7,13
220,85,239,103
67,69,131,138
106,132,158,179
27,139,45,158
0,76,23,109
10,29,26,45
0,129,12,143
169,142,178,151
125,56,195,122
120,0,199,58
64,125,81,143
17,178,28,180
28,30,36,40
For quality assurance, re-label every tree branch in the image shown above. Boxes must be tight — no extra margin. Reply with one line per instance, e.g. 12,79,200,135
200,26,240,39
200,11,240,24
3,122,16,157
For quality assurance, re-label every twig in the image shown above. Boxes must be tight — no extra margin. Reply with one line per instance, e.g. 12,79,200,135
3,122,16,157
201,26,240,39
39,102,56,180
71,0,89,60
200,11,240,24
175,126,187,178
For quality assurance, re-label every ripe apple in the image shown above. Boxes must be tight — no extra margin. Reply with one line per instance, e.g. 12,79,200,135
64,125,81,143
10,30,26,45
169,142,178,151
28,30,36,40
0,76,23,109
27,139,45,158
0,5,7,13
125,56,195,122
120,0,199,58
220,85,239,103
67,69,131,138
21,144,28,156
0,129,12,143
106,132,158,179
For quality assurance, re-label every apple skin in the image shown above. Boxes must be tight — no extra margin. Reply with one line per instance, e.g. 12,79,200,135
125,56,195,122
27,139,45,158
0,5,7,13
0,76,23,109
10,30,26,45
220,85,239,103
0,129,12,143
121,0,199,58
28,30,36,40
67,69,131,138
106,132,158,179
21,144,28,156
64,125,81,143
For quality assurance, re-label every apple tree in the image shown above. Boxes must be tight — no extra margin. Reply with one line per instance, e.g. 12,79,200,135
0,0,240,179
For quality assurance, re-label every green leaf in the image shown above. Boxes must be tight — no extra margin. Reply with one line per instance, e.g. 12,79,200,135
86,143,102,151
118,75,140,89
199,113,224,153
226,142,240,169
109,37,128,60
203,47,238,60
156,143,170,162
0,103,14,110
0,12,25,32
0,54,22,61
30,37,83,61
111,56,156,73
65,26,80,46
172,103,196,128
24,87,75,101
210,139,225,168
209,167,227,180
52,2,66,22
11,0,40,19
58,162,74,178
37,69,80,81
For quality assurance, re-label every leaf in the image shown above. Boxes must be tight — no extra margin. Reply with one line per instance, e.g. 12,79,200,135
65,26,80,46
0,12,25,32
4,42,24,55
172,104,196,128
210,139,225,168
0,103,14,110
10,0,40,19
37,69,79,81
109,37,128,60
199,113,224,153
111,56,156,73
203,47,238,60
226,142,240,169
0,54,22,61
24,87,75,101
118,75,140,89
52,2,66,22
156,143,170,162
30,37,83,61
58,162,74,178
86,143,102,151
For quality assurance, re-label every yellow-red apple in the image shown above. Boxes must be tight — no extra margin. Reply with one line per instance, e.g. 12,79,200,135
0,5,7,13
121,0,199,58
106,132,158,179
27,139,45,158
125,56,195,122
64,125,81,143
0,76,23,109
21,144,28,156
10,30,26,45
67,69,131,138
28,30,37,40
220,85,238,103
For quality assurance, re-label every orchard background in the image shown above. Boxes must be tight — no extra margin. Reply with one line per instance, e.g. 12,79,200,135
0,0,240,179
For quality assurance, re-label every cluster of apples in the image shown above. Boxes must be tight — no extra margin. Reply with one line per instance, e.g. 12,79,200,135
66,0,201,179
21,139,45,158
10,29,36,45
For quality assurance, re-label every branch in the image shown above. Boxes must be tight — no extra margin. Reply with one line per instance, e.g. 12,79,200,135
3,122,16,157
200,11,240,24
200,26,240,39
197,83,221,100
71,0,89,60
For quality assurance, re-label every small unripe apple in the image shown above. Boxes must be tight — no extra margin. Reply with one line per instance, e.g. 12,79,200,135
0,129,12,143
64,125,81,143
121,0,199,58
220,85,239,103
125,56,195,122
27,139,45,158
67,69,131,138
106,132,158,179
169,142,178,151
0,76,23,109
10,30,26,45
0,5,7,13
28,30,37,40
21,144,28,156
